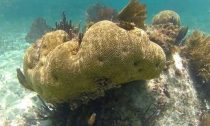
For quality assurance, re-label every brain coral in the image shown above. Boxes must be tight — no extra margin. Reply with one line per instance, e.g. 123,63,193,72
152,10,181,26
23,20,166,105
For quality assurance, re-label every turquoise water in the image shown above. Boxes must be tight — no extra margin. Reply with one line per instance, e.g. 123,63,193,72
0,0,210,126
1,0,210,32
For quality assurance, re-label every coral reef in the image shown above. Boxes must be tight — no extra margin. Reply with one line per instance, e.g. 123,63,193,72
147,10,188,55
25,17,52,43
152,10,181,26
147,24,188,54
118,0,146,29
182,31,210,84
86,3,118,23
35,53,201,126
21,20,166,107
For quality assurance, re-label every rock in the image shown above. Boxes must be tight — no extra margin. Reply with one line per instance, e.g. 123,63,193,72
183,31,210,84
25,17,52,43
201,111,210,126
22,20,166,105
152,10,181,26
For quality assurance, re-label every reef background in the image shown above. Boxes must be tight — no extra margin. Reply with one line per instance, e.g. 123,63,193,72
1,0,210,126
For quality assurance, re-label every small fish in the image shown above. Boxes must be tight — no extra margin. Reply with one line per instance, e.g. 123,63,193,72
16,68,27,87
176,26,188,45
163,88,170,98
16,68,33,90
87,113,96,126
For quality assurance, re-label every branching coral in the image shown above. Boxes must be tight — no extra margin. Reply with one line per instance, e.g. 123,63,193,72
54,12,82,42
183,30,210,84
118,0,146,29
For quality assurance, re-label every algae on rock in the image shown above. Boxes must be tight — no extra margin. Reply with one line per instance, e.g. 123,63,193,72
183,30,210,84
21,20,166,107
147,10,188,56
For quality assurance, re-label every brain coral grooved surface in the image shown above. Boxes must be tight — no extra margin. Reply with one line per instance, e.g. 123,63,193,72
23,20,166,104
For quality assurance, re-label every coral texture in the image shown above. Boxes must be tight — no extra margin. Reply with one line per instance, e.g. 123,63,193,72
147,10,188,55
22,20,166,105
152,10,181,26
183,31,210,84
25,17,51,43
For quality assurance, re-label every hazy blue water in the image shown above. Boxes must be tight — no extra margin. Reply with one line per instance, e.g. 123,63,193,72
1,0,210,33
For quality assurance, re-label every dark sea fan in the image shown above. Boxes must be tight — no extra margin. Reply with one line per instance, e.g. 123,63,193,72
118,0,146,29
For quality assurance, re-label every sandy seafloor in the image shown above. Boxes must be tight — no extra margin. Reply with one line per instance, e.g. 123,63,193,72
1,0,210,125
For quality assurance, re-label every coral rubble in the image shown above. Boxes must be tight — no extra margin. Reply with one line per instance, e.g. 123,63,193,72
25,17,52,43
21,20,166,107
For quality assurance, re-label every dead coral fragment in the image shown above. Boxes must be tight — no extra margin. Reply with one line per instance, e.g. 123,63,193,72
118,0,146,29
184,30,210,84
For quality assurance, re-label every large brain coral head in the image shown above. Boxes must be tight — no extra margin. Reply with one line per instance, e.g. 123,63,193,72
22,20,166,105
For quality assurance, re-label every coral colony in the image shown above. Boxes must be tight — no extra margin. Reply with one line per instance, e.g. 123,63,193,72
16,0,210,126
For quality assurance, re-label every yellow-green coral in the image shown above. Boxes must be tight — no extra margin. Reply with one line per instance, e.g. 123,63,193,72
184,30,210,83
23,20,166,104
152,10,181,26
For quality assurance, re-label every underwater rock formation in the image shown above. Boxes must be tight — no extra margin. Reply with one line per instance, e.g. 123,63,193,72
183,31,210,84
152,10,181,26
147,10,188,55
25,17,52,43
21,20,166,106
45,53,201,126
